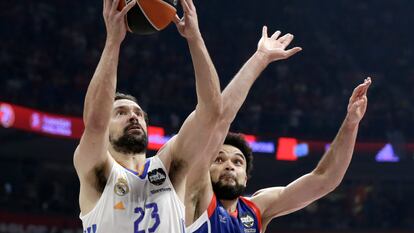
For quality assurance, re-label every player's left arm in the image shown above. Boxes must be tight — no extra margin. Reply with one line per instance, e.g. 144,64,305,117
157,0,222,177
174,0,222,120
251,78,372,224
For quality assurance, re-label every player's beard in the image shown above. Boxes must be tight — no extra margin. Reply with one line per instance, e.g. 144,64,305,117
110,125,148,155
212,179,246,200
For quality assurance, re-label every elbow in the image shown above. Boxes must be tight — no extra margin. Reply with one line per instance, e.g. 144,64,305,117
219,103,239,125
324,179,342,193
312,169,343,193
209,96,223,117
196,97,223,122
210,94,224,116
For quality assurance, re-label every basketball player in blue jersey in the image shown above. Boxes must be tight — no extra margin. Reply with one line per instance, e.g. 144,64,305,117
73,0,223,232
184,26,372,232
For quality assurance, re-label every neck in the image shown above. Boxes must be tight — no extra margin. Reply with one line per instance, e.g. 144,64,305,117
109,147,146,172
219,198,239,214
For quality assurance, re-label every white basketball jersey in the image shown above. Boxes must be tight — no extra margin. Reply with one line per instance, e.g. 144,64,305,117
80,156,186,233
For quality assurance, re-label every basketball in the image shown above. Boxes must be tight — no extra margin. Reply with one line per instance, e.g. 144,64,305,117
118,0,177,35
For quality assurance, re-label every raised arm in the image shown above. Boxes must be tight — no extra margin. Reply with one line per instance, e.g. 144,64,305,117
221,26,302,123
73,0,135,194
190,27,302,171
158,0,223,173
251,78,372,225
188,27,302,179
175,0,222,117
184,27,302,224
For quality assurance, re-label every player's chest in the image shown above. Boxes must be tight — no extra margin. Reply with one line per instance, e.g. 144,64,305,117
211,207,259,233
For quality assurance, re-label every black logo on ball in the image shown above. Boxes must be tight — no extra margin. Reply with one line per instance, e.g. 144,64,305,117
148,168,166,186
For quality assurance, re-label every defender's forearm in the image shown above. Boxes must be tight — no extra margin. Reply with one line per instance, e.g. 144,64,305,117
221,51,269,122
313,117,359,187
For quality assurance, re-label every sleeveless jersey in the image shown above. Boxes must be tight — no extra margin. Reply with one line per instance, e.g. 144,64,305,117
187,194,262,233
80,156,186,233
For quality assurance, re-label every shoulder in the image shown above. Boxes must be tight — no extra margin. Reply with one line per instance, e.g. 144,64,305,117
155,136,177,172
240,196,262,218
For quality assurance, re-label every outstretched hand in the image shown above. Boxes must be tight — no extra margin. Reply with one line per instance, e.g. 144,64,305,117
257,26,302,64
346,77,372,125
174,0,202,41
103,0,136,45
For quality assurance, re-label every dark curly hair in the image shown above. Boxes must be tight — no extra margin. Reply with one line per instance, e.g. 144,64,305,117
114,92,149,126
223,132,254,179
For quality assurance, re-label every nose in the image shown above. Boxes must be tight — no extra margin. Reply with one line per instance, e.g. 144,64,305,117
128,113,139,124
224,160,235,171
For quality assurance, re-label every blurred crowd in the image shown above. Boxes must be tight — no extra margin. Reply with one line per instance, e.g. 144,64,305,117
1,0,414,141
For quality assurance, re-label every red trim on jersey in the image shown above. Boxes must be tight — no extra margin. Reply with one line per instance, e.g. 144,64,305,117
240,196,262,232
207,194,217,218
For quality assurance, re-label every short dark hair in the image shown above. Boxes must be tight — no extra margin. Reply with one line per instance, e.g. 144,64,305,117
223,132,253,179
114,92,149,126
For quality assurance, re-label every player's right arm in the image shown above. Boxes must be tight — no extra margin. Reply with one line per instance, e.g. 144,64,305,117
73,0,135,214
185,27,302,223
220,26,302,127
189,27,302,179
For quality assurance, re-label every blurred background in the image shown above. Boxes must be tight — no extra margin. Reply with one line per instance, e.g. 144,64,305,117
1,0,414,232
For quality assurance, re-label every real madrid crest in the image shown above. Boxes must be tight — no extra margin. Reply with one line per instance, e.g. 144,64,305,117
114,178,129,196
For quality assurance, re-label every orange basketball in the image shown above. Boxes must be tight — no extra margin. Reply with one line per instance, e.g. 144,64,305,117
118,0,177,35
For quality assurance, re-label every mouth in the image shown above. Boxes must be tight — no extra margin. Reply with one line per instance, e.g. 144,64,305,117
125,124,143,134
219,173,236,183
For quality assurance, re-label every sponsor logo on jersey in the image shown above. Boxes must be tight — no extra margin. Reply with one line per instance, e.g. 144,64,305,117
219,214,227,223
114,201,126,210
114,178,129,196
150,187,171,195
244,229,257,233
148,168,166,186
240,213,255,228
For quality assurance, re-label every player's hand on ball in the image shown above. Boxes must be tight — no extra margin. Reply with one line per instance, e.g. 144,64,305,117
346,77,372,126
257,26,302,64
103,0,135,45
174,0,202,41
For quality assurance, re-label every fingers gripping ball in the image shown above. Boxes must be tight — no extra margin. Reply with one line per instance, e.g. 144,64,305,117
118,0,177,35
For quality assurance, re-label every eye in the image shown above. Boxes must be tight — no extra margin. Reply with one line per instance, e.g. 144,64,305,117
234,159,244,166
117,110,127,116
214,157,224,164
135,111,143,117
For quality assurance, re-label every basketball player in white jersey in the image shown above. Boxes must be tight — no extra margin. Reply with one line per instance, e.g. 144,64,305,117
184,26,372,232
74,0,223,232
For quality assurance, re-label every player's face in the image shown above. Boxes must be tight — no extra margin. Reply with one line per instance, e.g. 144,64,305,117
109,99,148,154
210,145,247,199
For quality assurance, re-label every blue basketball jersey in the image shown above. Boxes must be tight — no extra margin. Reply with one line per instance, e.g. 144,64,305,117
187,194,262,233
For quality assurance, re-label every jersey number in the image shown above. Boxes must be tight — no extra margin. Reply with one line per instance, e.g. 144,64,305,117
84,224,97,233
134,202,160,233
